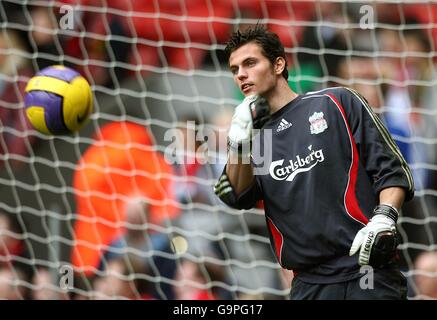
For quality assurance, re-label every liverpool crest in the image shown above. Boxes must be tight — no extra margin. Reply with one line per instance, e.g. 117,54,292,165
309,111,328,134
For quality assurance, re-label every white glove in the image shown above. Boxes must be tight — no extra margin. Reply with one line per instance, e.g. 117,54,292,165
349,211,398,267
227,95,258,152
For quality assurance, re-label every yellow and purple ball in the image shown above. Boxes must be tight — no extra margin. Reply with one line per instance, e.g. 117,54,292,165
24,65,93,135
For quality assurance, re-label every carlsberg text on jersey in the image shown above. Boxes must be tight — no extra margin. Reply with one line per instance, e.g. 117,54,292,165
269,147,325,182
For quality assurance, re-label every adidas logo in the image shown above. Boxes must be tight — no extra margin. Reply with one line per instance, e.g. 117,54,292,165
277,119,292,132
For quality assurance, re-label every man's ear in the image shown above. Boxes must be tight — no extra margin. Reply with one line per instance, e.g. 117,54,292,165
274,57,286,75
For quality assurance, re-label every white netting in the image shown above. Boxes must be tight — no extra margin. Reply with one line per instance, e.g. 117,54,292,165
0,0,437,300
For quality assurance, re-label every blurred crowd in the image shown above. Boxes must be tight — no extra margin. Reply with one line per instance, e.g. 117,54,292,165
1,0,437,299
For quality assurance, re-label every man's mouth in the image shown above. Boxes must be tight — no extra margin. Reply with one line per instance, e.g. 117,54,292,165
241,83,253,93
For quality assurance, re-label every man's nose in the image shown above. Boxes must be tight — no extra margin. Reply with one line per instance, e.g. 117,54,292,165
237,67,247,80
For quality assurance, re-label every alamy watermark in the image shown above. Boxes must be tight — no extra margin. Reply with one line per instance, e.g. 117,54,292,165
359,265,374,290
59,5,74,30
163,122,273,175
359,4,375,30
59,264,74,291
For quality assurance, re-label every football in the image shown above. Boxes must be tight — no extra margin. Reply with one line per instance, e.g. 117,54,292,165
24,65,93,135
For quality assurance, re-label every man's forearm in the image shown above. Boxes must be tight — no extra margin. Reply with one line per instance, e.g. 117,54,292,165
379,187,406,211
225,152,255,196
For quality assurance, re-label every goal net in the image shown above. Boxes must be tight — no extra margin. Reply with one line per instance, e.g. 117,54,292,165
0,0,436,300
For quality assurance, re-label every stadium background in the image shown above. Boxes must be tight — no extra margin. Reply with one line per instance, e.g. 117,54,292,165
1,0,437,299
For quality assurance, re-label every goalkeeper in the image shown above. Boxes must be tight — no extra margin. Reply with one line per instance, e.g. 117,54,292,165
214,25,414,300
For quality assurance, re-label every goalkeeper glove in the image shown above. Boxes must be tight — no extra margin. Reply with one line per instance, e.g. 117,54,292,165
250,96,271,130
349,204,399,268
227,95,271,155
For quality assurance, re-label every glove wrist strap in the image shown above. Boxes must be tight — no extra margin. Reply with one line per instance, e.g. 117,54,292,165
374,204,399,223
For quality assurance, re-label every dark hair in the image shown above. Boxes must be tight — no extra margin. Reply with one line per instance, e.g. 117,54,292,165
225,24,289,81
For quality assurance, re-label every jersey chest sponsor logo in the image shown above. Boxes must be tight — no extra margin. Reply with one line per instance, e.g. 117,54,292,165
269,146,325,181
309,111,328,134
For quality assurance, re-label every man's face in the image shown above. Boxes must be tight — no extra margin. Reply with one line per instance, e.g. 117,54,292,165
229,42,277,97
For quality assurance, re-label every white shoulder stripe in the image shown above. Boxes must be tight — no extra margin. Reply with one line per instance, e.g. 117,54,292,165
301,94,325,100
306,87,343,95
